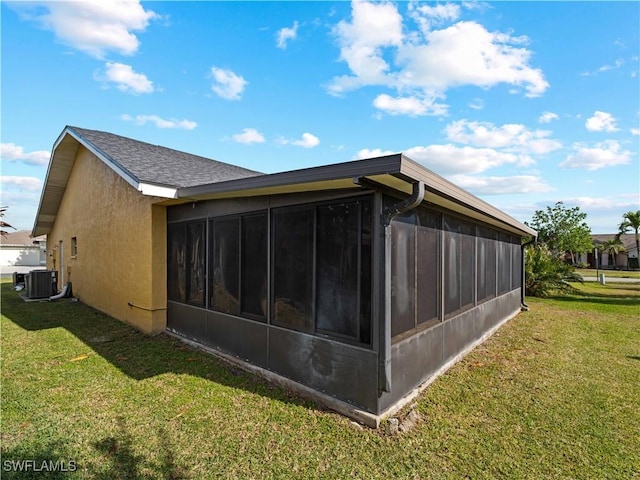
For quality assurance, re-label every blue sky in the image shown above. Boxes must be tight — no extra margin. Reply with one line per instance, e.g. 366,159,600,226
1,1,638,234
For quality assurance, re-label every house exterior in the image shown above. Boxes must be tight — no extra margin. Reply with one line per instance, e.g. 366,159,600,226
33,126,536,426
580,234,639,269
0,230,46,268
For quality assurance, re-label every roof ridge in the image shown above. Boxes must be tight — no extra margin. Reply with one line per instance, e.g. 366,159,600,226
68,126,262,175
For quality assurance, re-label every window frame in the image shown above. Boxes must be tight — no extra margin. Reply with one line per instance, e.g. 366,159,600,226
71,236,78,258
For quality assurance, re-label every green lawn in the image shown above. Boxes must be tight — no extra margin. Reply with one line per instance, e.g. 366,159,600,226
577,268,640,279
1,281,639,479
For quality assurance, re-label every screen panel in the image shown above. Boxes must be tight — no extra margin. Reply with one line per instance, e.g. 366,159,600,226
213,218,240,314
272,207,314,331
241,214,268,319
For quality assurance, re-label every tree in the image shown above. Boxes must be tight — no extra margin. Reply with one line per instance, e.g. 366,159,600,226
524,244,583,297
599,237,625,267
526,202,593,264
619,210,640,269
0,206,15,236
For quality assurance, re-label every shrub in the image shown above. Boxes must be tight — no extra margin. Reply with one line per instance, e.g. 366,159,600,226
525,244,583,297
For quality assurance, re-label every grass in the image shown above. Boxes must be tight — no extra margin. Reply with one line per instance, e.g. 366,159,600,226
577,268,640,279
1,280,639,479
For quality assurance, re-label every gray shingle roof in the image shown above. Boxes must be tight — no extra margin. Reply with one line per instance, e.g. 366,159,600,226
592,233,637,251
0,230,46,246
69,126,262,188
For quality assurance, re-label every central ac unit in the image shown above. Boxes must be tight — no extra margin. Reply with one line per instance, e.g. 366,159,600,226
26,270,58,299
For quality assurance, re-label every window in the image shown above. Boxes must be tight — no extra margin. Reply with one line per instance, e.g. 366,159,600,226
272,198,372,344
167,221,206,306
71,237,78,257
444,215,476,318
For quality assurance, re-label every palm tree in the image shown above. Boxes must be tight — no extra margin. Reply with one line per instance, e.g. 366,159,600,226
0,206,15,236
619,210,640,269
600,237,625,267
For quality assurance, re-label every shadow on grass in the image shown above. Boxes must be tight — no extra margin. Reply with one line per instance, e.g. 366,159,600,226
627,356,640,361
546,284,640,307
1,420,189,480
0,439,76,480
93,418,188,480
546,295,640,307
0,284,315,411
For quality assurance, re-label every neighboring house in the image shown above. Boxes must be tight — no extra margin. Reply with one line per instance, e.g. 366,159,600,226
0,230,46,267
33,126,536,426
580,234,639,269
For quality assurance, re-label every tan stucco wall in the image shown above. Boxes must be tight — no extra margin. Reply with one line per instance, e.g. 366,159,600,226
47,146,167,334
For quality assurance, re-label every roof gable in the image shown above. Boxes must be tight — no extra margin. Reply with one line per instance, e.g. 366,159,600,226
32,126,262,236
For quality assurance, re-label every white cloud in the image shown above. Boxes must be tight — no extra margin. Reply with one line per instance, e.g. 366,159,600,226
276,21,299,49
564,195,639,210
445,119,561,154
447,174,553,194
468,98,485,110
355,148,396,159
329,1,404,93
210,67,247,100
1,176,43,192
373,93,448,116
279,133,320,148
408,2,461,35
582,58,625,76
100,62,154,94
292,133,320,148
0,191,42,231
405,144,527,175
10,0,158,58
560,140,632,170
232,128,265,144
631,128,640,136
329,2,548,116
0,143,50,166
396,22,546,96
356,142,535,175
538,111,559,123
121,114,197,130
558,195,640,234
585,111,618,132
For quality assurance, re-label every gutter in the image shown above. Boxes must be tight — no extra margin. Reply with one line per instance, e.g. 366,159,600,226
374,181,425,394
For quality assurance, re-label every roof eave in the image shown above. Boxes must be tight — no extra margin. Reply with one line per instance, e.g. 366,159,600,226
177,152,536,237
177,154,404,198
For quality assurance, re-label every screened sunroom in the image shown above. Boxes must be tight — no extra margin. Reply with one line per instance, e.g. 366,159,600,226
165,153,535,426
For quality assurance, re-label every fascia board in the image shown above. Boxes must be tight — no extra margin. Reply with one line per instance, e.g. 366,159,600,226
177,154,404,198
